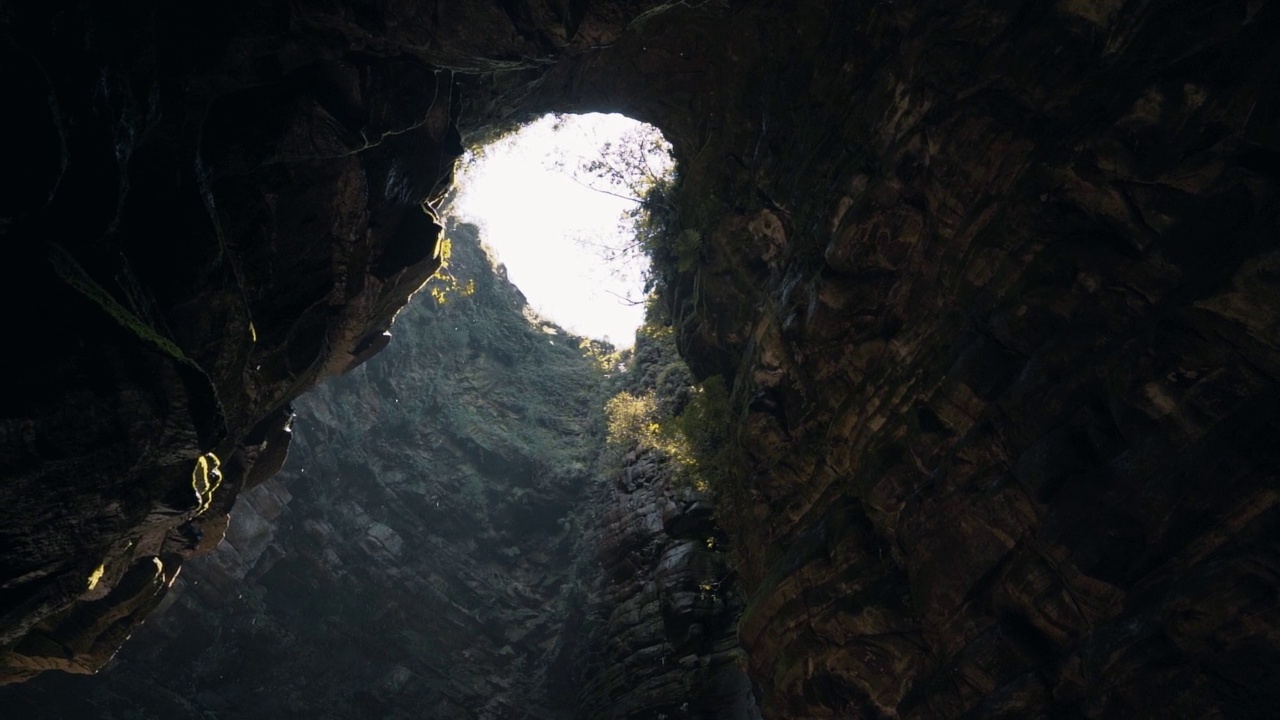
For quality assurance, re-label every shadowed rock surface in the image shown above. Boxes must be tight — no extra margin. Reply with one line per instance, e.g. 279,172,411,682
0,221,760,719
2,0,1279,717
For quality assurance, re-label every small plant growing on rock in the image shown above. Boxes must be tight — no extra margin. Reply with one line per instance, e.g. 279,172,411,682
426,236,476,305
602,336,732,495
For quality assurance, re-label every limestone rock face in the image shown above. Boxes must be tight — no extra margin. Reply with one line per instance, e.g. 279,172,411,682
2,0,1279,717
0,0,459,683
597,4,1280,717
0,222,760,720
575,449,761,720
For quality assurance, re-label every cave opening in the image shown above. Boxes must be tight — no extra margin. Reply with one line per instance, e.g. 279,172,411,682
446,112,676,349
3,0,1278,716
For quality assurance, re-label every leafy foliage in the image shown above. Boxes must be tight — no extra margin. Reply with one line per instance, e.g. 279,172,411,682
426,236,477,305
604,390,663,454
601,318,733,494
549,118,679,301
579,337,624,373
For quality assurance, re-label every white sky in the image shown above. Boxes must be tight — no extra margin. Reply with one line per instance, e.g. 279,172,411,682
450,113,671,349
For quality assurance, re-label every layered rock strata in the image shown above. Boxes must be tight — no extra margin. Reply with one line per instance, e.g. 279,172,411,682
562,449,761,720
2,0,1278,716
0,0,459,681
0,222,761,719
5,221,604,718
627,4,1280,717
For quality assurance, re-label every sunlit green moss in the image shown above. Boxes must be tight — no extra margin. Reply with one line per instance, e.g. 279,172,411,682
603,363,731,495
86,563,106,591
191,452,222,515
427,236,478,305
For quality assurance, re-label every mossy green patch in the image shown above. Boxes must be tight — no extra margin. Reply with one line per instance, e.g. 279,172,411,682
49,244,193,366
191,452,222,515
48,244,228,448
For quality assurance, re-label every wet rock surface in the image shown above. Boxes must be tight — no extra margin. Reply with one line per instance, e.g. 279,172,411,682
2,0,1279,717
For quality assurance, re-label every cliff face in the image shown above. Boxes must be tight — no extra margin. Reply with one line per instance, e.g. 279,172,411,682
609,4,1280,717
0,222,760,719
0,0,459,681
3,0,1279,717
112,221,608,719
574,449,760,720
3,221,607,718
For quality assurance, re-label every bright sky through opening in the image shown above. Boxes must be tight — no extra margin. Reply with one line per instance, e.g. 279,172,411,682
450,113,673,349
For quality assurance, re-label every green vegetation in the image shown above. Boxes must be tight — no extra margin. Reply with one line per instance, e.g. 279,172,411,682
550,118,681,301
603,390,668,457
50,244,196,367
578,337,625,373
426,236,477,305
601,319,733,496
86,563,106,591
450,113,737,516
48,244,229,449
191,451,223,515
387,221,607,525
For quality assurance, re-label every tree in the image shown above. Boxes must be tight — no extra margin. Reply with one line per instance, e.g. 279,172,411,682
548,118,677,302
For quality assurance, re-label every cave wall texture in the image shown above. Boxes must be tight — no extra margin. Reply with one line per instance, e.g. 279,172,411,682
1,220,757,719
2,0,1279,718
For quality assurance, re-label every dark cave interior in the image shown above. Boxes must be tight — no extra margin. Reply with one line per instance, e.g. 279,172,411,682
1,1,1279,718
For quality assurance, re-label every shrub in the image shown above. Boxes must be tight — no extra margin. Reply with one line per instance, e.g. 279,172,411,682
602,372,731,494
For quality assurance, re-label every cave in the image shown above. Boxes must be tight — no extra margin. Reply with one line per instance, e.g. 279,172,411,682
2,1,1278,718
449,111,671,345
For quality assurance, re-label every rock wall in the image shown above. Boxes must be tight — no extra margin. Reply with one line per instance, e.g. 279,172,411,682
2,0,1279,717
0,221,761,719
2,221,604,718
0,0,460,681
606,2,1280,717
0,0,656,685
572,449,760,720
571,327,761,720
